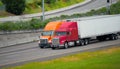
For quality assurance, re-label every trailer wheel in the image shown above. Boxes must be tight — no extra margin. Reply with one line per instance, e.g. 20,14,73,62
111,35,115,40
64,42,69,49
114,35,118,40
110,34,117,40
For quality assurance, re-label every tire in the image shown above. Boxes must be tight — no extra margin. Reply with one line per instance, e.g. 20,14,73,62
40,46,44,49
111,35,115,40
64,42,69,49
84,39,89,45
110,34,116,40
114,35,118,40
80,40,85,46
52,47,56,50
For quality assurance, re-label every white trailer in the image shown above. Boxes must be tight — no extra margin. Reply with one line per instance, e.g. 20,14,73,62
76,15,120,45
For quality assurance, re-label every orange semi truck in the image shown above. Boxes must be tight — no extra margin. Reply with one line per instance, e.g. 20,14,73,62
38,21,63,48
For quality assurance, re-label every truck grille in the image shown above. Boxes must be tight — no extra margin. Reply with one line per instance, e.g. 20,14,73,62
52,38,59,45
40,39,48,44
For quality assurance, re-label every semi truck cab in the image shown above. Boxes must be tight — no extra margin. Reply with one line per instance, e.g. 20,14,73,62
51,21,79,49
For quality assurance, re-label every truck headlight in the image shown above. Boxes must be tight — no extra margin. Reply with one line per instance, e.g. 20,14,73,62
49,40,52,43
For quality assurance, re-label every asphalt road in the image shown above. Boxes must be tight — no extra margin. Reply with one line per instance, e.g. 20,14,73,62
0,0,118,22
0,38,120,68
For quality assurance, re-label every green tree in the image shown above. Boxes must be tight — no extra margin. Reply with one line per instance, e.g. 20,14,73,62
1,0,26,15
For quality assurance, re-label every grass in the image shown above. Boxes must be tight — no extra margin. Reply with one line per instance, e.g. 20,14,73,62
3,46,120,69
24,0,85,14
0,11,15,17
44,0,84,11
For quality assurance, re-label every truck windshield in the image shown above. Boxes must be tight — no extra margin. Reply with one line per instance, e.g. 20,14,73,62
55,32,67,36
42,31,54,36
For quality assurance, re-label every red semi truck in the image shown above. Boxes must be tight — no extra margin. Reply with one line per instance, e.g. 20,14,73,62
51,15,120,49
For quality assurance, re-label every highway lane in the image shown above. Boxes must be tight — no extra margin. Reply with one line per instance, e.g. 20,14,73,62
0,0,118,22
0,38,120,68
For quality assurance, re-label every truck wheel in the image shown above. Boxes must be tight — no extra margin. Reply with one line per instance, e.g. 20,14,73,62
80,40,85,46
84,39,89,45
40,46,44,49
52,47,56,50
64,42,68,49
